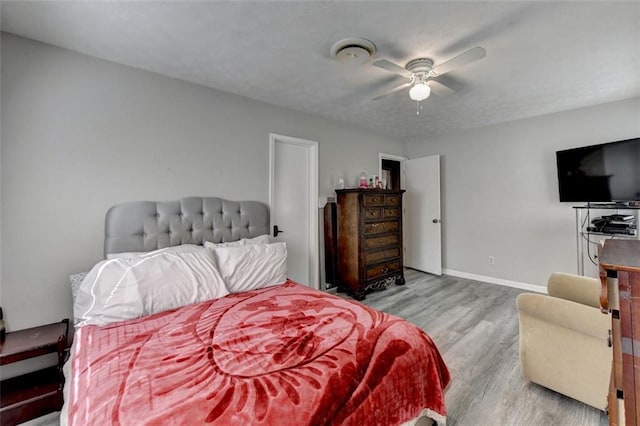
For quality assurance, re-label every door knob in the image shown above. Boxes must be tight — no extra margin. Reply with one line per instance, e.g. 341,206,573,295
432,219,440,224
273,225,284,237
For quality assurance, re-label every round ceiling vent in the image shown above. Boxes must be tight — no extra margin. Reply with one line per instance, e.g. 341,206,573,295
330,38,376,65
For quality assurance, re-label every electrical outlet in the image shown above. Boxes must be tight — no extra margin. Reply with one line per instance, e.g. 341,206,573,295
488,256,495,265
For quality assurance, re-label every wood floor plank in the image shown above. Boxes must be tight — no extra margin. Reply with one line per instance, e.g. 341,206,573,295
347,268,609,426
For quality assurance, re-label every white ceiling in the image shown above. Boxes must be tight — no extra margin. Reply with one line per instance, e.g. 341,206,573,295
1,1,639,142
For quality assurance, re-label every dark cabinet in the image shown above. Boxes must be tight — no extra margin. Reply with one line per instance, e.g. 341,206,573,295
0,320,69,425
336,189,405,300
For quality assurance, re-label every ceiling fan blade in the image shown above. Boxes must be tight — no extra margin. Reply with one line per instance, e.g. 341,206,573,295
432,74,467,92
372,59,412,77
428,79,455,97
432,46,486,76
372,82,412,100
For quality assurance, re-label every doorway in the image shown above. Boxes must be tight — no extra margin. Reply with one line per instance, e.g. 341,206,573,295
379,153,406,190
381,159,401,190
268,134,319,289
379,152,443,276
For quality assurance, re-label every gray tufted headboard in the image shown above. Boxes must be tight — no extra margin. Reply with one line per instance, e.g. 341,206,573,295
104,197,270,256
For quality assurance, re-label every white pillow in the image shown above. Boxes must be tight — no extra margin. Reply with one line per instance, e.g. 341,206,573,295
203,234,272,250
74,246,229,326
210,242,287,293
106,244,202,259
69,272,88,303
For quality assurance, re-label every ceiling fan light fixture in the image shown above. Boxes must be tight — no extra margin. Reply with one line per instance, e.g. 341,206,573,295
409,82,431,101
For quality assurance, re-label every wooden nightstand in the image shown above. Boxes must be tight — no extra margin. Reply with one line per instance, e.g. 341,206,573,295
0,319,69,426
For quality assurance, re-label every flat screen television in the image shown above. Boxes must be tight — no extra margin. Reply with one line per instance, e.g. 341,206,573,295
556,137,640,202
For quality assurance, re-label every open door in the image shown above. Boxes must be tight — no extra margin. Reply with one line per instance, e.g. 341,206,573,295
403,155,442,275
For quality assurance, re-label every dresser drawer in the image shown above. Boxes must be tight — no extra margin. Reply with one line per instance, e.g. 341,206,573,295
364,234,400,249
383,208,400,219
365,248,400,264
364,220,399,235
363,208,382,220
363,194,384,206
385,195,401,206
366,260,401,280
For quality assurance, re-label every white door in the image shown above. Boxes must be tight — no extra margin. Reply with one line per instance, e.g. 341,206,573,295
403,155,442,275
269,134,319,289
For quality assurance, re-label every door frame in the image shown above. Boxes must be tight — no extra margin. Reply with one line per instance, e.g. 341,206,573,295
268,133,319,289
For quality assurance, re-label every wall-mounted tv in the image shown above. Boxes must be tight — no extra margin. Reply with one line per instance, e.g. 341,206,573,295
556,137,640,202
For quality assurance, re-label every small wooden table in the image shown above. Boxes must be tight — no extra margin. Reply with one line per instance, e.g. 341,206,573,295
0,319,69,426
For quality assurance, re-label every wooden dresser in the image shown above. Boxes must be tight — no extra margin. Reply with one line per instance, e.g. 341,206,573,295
599,239,640,425
335,189,405,300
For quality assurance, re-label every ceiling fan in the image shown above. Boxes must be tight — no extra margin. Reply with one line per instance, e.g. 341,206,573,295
371,46,486,102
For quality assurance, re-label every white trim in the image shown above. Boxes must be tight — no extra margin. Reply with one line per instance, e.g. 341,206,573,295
269,133,319,290
379,153,407,162
442,268,547,294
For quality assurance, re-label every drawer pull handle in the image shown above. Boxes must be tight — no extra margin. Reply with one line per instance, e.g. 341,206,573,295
382,267,389,273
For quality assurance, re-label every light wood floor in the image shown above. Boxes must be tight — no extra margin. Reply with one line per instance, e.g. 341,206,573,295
350,268,609,426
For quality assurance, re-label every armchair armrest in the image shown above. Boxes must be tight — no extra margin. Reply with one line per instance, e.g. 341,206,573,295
547,272,601,309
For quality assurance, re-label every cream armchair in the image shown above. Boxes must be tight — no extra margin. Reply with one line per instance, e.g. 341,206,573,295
516,273,612,410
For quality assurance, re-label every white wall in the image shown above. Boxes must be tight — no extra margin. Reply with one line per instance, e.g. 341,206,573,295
3,31,638,331
406,97,640,288
0,33,406,331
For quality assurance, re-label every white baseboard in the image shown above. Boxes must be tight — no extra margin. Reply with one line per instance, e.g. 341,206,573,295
442,268,547,294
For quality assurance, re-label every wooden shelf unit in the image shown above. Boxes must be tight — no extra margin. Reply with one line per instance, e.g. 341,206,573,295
0,319,69,426
599,240,640,426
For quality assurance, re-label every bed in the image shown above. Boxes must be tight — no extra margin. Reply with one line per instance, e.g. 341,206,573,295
62,197,450,425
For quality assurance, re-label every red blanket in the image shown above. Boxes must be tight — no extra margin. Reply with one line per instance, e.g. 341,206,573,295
68,281,449,425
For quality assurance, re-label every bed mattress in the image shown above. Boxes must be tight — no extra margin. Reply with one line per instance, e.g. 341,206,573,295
66,281,449,425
